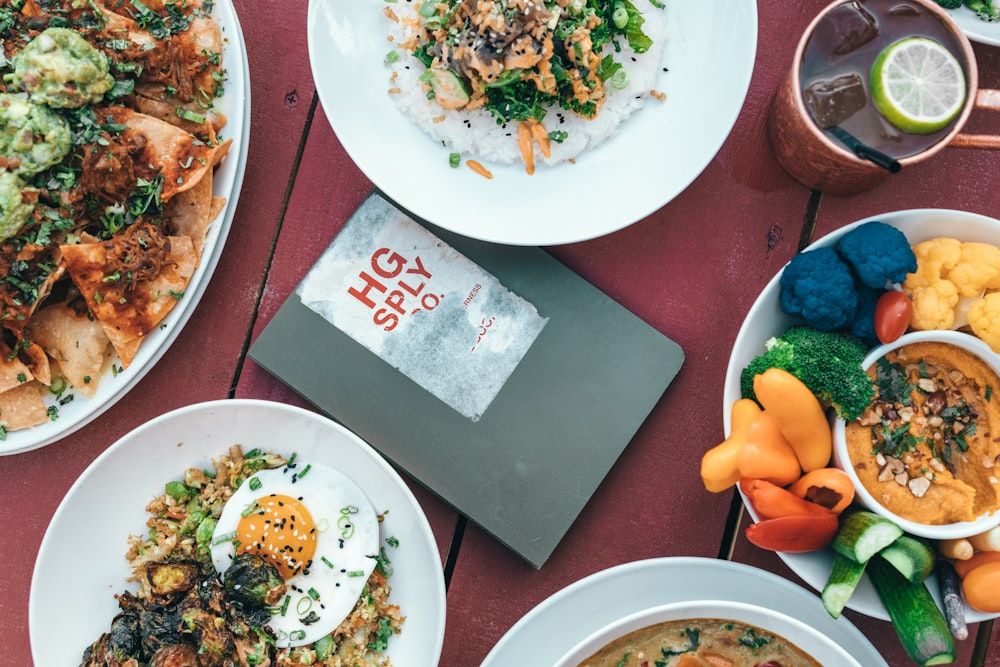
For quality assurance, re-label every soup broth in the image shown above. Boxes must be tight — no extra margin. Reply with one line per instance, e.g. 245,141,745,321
578,617,822,667
800,0,968,158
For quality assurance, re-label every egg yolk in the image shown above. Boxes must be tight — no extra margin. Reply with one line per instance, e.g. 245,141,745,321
236,493,317,580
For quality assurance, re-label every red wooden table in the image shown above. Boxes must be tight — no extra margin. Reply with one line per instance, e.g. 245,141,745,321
2,1,1000,665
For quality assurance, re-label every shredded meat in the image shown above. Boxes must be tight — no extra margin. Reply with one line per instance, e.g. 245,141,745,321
106,219,172,287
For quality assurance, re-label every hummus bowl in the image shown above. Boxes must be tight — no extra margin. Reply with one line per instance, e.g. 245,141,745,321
833,330,1000,541
552,600,863,667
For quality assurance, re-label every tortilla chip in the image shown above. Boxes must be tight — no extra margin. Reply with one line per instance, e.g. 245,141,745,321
104,107,218,202
30,302,111,397
22,340,51,387
0,381,48,431
166,169,213,257
59,236,197,368
0,341,35,393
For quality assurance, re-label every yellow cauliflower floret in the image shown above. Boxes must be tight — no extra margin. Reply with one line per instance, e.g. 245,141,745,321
909,280,960,330
968,293,1000,353
906,238,961,289
903,237,1000,331
949,242,1000,297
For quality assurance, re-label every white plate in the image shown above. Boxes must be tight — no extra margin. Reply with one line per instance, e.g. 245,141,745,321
1,0,251,456
481,557,888,667
724,208,1000,623
28,399,446,666
948,6,1000,46
306,0,756,246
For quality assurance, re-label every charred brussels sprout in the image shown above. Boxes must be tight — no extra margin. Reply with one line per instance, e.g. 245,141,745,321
145,561,200,599
149,643,200,667
223,552,287,608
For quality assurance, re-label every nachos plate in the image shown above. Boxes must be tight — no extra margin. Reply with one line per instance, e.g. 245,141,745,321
0,0,249,455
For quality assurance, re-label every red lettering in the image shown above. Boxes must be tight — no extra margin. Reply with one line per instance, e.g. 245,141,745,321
385,290,407,315
407,255,431,279
398,278,424,297
373,308,398,331
371,248,405,279
347,271,386,309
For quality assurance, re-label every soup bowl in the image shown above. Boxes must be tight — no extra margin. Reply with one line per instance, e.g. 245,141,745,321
552,599,863,667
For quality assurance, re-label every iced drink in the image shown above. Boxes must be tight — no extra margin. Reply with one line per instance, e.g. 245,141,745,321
800,0,967,158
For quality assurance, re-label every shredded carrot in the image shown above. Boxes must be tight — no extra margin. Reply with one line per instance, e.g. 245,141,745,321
466,159,493,179
383,6,399,21
529,120,551,158
431,115,446,123
517,121,535,175
388,87,401,95
650,89,666,101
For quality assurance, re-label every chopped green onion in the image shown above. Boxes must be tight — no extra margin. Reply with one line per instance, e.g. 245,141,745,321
321,556,335,568
608,68,630,90
385,50,400,64
248,476,262,491
308,587,321,600
296,596,313,615
175,107,206,124
296,464,312,479
241,501,260,517
418,1,436,17
612,3,628,29
449,152,461,168
347,570,366,577
212,530,237,546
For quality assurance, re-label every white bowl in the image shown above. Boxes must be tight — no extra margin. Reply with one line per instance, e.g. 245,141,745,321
832,329,1000,541
724,208,1000,622
553,599,863,667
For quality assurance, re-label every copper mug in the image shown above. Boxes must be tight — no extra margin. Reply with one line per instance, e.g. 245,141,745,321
768,0,1000,195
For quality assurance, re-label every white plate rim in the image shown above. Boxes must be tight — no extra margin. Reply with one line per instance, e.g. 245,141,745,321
724,207,1000,623
305,0,758,246
480,556,888,667
0,0,251,456
28,398,447,666
948,5,1000,46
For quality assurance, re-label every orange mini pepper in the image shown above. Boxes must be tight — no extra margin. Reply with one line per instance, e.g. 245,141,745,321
738,411,802,487
752,368,832,472
787,467,855,514
740,478,835,520
700,399,763,493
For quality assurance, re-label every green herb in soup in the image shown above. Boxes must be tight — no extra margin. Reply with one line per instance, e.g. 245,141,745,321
578,618,822,667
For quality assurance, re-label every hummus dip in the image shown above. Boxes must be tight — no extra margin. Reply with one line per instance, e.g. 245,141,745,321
846,341,1000,525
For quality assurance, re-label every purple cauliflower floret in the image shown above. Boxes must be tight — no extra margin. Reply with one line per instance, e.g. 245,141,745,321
779,247,858,331
836,221,917,289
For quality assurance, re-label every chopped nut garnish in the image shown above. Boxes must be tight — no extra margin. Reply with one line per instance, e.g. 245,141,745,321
908,476,931,497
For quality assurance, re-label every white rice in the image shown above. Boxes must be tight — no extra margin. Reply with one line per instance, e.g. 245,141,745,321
385,0,668,167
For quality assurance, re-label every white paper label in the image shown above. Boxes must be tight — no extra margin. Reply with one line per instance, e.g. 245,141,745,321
297,196,547,420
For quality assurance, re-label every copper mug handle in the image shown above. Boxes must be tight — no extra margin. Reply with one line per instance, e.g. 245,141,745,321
949,89,1000,149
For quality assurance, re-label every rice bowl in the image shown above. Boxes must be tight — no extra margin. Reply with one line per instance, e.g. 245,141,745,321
384,0,670,169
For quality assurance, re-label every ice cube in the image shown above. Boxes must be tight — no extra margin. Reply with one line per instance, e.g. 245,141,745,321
826,2,880,56
804,72,868,128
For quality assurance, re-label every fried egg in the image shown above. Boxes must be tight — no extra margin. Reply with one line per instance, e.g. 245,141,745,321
210,457,380,647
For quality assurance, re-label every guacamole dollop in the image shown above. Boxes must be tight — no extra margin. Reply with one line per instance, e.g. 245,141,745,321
0,171,37,242
11,27,115,108
0,93,71,175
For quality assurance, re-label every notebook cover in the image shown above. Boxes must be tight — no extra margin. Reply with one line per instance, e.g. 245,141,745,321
249,191,684,567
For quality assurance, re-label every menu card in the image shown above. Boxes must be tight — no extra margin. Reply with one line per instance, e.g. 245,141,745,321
249,191,684,567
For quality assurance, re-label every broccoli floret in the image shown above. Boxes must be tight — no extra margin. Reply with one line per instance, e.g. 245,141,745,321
740,325,875,421
779,247,859,331
935,0,965,8
836,221,917,289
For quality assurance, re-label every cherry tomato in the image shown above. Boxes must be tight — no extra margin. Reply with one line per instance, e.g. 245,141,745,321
874,290,913,344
